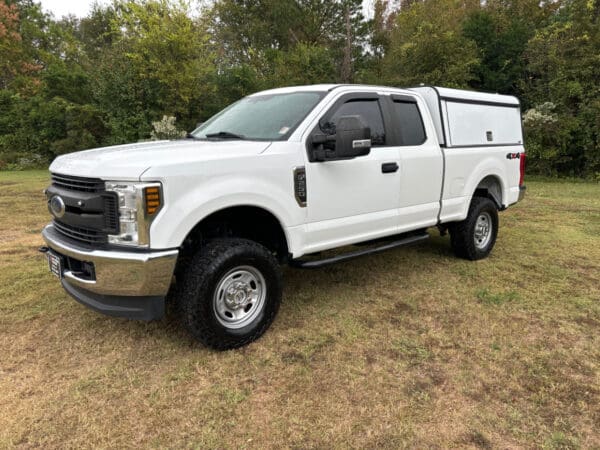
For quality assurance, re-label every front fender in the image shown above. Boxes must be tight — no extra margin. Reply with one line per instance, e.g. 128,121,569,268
148,173,302,250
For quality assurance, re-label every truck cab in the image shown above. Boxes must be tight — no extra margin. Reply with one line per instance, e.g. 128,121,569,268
41,84,526,349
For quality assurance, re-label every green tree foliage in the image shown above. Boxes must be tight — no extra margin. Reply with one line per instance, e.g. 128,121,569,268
380,0,480,88
0,0,107,167
91,0,216,142
0,0,598,176
0,0,42,93
208,0,366,85
463,0,556,97
463,11,530,95
271,43,336,86
522,0,600,176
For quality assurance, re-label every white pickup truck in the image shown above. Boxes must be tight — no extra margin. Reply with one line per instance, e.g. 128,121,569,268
41,84,526,349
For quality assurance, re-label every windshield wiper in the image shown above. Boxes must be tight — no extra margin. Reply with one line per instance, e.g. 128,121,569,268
205,131,246,140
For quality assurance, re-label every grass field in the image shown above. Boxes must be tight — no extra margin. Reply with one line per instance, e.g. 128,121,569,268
0,170,598,448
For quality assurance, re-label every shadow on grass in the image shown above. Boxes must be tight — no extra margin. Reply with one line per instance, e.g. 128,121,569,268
67,236,456,350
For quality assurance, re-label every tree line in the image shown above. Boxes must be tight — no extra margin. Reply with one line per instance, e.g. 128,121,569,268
0,0,598,177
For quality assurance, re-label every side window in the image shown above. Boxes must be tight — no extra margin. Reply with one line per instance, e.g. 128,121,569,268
329,99,386,146
391,101,426,146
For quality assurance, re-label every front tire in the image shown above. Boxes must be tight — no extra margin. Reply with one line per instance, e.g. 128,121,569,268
449,196,499,260
174,238,282,350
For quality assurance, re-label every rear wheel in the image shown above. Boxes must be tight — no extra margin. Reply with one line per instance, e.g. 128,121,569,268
174,238,282,350
449,197,498,260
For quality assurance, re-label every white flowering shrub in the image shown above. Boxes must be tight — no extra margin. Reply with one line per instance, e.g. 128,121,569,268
522,102,566,175
523,102,558,126
16,153,45,169
150,116,187,140
0,152,46,171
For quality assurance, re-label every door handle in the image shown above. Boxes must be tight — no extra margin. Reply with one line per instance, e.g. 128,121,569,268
381,162,399,173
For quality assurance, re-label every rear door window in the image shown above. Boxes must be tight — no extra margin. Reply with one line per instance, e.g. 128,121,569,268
391,100,426,146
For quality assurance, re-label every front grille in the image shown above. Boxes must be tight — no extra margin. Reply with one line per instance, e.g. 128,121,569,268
49,173,118,246
51,173,105,193
103,196,119,230
53,220,108,246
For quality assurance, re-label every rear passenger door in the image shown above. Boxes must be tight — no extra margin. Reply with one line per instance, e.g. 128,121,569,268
384,94,443,232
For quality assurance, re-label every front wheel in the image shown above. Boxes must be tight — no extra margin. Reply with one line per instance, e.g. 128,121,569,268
174,238,282,350
449,197,499,260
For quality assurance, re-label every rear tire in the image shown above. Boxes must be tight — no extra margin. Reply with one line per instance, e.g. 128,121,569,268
449,196,498,260
174,238,282,350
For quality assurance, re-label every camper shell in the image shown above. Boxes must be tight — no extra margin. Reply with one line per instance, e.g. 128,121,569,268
409,86,523,148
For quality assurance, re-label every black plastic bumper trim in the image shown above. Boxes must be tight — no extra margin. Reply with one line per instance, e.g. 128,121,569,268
61,279,165,321
518,185,526,201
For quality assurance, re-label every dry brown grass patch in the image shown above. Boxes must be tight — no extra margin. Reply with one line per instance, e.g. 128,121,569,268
0,171,598,448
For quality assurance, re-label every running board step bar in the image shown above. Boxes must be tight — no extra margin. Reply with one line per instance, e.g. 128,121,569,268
290,233,430,269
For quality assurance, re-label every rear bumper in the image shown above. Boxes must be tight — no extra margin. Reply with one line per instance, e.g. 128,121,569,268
42,224,178,320
518,185,526,202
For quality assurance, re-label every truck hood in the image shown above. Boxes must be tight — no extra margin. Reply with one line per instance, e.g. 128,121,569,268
49,139,272,180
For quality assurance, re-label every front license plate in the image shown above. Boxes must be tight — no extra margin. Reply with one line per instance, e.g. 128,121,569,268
47,251,63,279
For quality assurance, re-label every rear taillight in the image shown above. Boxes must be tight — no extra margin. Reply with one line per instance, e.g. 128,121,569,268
519,152,526,186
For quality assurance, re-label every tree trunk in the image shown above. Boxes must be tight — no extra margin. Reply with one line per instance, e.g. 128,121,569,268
340,7,353,83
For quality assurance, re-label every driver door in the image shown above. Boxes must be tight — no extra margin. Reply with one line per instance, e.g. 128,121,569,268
303,93,401,253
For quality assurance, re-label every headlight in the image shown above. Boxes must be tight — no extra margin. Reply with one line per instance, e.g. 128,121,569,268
105,181,163,247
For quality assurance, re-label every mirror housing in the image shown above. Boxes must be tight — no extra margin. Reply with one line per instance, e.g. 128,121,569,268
334,115,371,159
311,115,371,162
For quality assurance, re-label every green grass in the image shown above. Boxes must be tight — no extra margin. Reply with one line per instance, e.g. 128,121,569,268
0,171,598,448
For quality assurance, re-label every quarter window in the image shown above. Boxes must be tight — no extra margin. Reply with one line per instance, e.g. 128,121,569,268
329,99,386,146
391,101,426,146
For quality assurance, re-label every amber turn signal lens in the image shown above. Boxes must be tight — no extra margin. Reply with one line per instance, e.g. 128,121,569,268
144,186,161,215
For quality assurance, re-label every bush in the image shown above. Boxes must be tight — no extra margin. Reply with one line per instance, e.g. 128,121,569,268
0,93,109,163
0,151,46,170
150,116,187,140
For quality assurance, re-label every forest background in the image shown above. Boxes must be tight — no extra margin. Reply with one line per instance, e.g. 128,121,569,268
0,0,598,177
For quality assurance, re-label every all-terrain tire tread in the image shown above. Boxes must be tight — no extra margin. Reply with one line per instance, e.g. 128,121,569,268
449,196,498,261
173,238,282,350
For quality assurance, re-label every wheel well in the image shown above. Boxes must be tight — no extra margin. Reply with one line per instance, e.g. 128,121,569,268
178,206,289,265
474,175,503,209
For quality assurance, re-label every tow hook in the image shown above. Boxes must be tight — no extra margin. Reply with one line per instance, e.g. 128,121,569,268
38,246,49,253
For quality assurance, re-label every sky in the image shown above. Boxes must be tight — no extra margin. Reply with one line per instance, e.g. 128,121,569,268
38,0,108,18
38,0,375,19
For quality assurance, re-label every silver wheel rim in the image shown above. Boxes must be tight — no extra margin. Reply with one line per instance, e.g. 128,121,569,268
474,212,493,250
213,265,266,329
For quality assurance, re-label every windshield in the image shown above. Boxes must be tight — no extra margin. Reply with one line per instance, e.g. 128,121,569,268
191,91,325,141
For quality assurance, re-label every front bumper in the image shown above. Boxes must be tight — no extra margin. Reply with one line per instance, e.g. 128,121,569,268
42,225,178,320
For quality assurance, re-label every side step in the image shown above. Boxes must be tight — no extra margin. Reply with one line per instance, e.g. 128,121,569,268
290,232,430,269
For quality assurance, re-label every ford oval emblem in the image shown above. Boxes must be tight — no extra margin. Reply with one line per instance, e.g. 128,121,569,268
49,195,66,218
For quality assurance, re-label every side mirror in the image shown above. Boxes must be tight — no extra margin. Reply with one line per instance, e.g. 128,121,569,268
334,115,371,159
311,115,371,162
